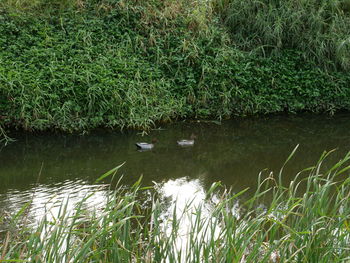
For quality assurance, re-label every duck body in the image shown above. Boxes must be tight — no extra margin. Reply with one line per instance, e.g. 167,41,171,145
177,139,195,146
135,142,154,150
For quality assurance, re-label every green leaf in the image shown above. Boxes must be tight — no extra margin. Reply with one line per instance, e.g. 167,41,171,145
94,162,125,183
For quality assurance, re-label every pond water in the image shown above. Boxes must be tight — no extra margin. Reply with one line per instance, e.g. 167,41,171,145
1,113,350,230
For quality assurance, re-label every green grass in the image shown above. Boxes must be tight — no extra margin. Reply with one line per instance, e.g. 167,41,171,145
2,149,350,262
0,0,349,141
220,0,350,71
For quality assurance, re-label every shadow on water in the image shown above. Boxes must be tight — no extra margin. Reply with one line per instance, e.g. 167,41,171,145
1,113,350,229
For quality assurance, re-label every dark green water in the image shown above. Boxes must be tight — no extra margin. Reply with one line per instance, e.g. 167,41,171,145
1,114,350,227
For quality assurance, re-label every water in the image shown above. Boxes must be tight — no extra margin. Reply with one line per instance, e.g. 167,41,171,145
1,113,350,229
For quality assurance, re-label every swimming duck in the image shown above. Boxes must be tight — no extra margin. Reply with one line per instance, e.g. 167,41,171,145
135,139,157,150
177,134,196,146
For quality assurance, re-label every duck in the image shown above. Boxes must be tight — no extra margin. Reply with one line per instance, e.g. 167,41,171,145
177,134,196,146
135,138,157,150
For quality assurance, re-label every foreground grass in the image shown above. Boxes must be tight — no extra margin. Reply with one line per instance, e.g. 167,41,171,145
2,149,350,262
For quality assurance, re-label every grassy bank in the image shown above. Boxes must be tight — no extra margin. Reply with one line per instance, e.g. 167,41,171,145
2,150,350,262
219,0,350,70
0,0,349,138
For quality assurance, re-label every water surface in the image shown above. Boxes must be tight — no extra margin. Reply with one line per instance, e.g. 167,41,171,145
1,114,350,228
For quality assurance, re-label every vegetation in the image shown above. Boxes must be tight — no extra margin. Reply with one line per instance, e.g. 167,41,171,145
0,0,349,140
2,150,350,262
219,0,350,70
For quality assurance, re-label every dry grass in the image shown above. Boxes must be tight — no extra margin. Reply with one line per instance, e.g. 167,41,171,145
120,0,215,33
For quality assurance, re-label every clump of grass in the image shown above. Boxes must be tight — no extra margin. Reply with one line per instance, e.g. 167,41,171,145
220,0,350,70
2,149,350,262
0,0,85,15
130,0,216,33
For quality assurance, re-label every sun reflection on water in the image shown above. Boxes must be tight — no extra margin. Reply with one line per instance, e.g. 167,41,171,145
155,176,221,262
0,180,109,232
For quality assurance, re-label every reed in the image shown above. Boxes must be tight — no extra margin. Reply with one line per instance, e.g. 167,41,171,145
220,0,350,70
2,150,350,262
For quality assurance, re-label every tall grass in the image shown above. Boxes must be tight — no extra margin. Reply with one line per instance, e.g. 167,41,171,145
2,150,350,262
220,0,350,70
0,0,84,14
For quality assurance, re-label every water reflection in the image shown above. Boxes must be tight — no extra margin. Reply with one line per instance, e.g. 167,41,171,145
155,177,220,262
1,114,350,232
0,180,109,232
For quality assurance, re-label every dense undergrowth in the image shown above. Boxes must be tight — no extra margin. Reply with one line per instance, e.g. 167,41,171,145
2,150,350,262
0,0,349,138
219,0,350,70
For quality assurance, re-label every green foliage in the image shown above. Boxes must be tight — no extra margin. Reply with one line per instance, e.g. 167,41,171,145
220,0,350,70
2,151,350,261
0,0,83,15
0,0,349,135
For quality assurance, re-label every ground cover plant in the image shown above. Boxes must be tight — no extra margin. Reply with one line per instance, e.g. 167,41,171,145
0,0,349,142
1,149,350,262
